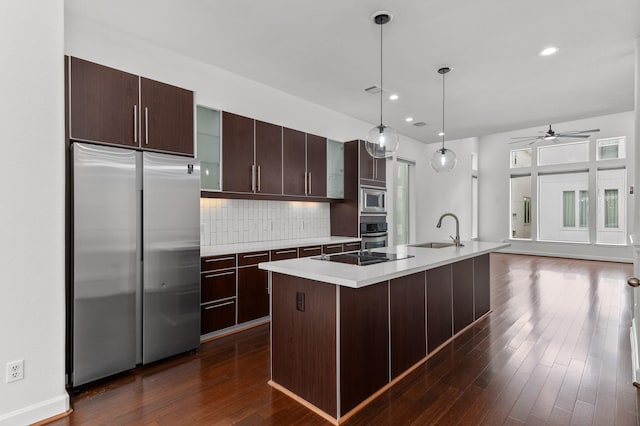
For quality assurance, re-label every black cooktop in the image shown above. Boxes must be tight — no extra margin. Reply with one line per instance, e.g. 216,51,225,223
315,250,413,266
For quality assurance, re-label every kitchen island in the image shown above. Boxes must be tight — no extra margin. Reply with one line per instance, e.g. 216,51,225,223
259,241,509,424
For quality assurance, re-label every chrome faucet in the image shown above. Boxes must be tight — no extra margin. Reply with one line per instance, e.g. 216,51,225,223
436,213,464,247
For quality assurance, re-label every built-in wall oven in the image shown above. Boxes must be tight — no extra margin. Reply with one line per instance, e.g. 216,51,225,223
360,222,388,250
361,186,386,214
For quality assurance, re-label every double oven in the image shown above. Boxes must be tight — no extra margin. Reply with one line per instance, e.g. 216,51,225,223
360,222,388,250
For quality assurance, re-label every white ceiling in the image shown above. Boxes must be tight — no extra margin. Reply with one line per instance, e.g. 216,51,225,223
65,0,640,144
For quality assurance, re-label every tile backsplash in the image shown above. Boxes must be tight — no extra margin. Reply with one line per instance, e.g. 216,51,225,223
200,198,330,246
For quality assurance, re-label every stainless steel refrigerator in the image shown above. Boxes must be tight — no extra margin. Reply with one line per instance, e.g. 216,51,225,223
71,142,200,387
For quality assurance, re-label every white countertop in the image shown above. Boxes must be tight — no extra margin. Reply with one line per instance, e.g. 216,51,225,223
259,240,510,288
200,236,361,257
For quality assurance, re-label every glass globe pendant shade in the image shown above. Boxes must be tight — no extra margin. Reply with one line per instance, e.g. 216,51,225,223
430,147,457,172
365,124,399,159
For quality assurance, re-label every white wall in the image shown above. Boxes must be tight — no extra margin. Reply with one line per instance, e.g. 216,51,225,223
416,138,478,244
479,111,635,262
0,1,69,425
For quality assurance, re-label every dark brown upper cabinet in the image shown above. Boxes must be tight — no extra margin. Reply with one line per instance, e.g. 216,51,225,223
255,120,283,195
282,128,306,196
140,78,194,155
359,140,386,187
222,112,255,193
222,113,283,195
69,57,139,148
283,128,327,197
68,57,194,156
306,134,327,197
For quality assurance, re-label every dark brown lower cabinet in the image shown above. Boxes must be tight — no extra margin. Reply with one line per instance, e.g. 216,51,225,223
201,269,236,303
271,273,337,417
390,272,426,378
237,266,269,323
452,259,474,334
340,282,389,414
201,299,236,334
427,264,453,353
474,254,491,319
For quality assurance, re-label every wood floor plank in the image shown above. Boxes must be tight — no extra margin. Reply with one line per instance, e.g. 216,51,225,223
49,254,638,425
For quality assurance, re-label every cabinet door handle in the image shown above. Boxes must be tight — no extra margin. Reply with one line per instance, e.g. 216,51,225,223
144,107,149,145
308,172,312,195
304,172,308,195
242,252,269,259
628,277,640,288
205,300,235,310
133,105,138,144
275,249,297,255
251,164,256,192
257,165,261,192
205,256,235,263
325,245,342,249
302,247,321,251
204,271,235,279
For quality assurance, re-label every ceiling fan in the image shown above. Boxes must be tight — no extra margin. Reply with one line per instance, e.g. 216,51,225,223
510,124,600,145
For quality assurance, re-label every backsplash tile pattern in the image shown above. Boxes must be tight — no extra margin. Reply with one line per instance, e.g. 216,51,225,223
200,198,330,246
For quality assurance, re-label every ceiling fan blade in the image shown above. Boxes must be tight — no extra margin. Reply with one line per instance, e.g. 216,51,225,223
509,137,539,144
511,136,539,139
560,129,600,134
557,134,590,138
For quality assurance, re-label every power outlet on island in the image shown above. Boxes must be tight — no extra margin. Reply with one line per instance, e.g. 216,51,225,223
296,292,305,312
6,360,24,383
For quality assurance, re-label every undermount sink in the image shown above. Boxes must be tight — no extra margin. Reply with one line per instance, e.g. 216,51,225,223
409,242,455,249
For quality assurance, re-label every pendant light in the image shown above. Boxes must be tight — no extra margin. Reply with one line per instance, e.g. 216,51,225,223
430,67,457,172
365,11,399,159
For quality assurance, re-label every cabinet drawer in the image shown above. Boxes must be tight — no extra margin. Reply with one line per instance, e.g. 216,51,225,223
343,241,362,252
201,270,236,303
201,254,236,272
238,250,270,266
298,246,322,258
322,244,344,254
270,248,298,261
201,299,236,334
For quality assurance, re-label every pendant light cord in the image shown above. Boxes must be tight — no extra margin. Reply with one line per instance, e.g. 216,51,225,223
379,21,383,128
441,71,446,151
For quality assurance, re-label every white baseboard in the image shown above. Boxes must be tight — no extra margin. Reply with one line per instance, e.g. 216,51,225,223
497,248,633,263
0,393,69,426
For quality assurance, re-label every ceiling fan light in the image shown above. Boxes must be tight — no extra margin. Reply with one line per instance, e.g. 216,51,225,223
430,147,457,172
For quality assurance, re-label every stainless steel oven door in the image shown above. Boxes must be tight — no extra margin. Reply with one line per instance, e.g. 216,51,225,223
361,232,388,250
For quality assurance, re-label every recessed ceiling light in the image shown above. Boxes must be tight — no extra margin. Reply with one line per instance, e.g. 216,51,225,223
405,117,414,122
539,46,559,56
438,132,445,136
389,94,399,100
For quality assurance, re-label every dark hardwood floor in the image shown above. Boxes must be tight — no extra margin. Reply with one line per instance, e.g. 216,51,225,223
51,254,639,425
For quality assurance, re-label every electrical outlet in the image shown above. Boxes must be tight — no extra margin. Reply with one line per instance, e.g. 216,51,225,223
6,360,24,383
296,292,305,312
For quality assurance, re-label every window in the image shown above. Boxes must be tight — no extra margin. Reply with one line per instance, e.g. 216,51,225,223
597,168,626,245
510,148,532,168
579,190,588,228
597,137,626,161
538,141,589,166
510,175,531,239
472,175,478,239
562,191,575,227
538,172,589,243
395,160,411,245
604,190,618,228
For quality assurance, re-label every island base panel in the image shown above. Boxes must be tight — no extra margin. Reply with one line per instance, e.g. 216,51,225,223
271,272,337,417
